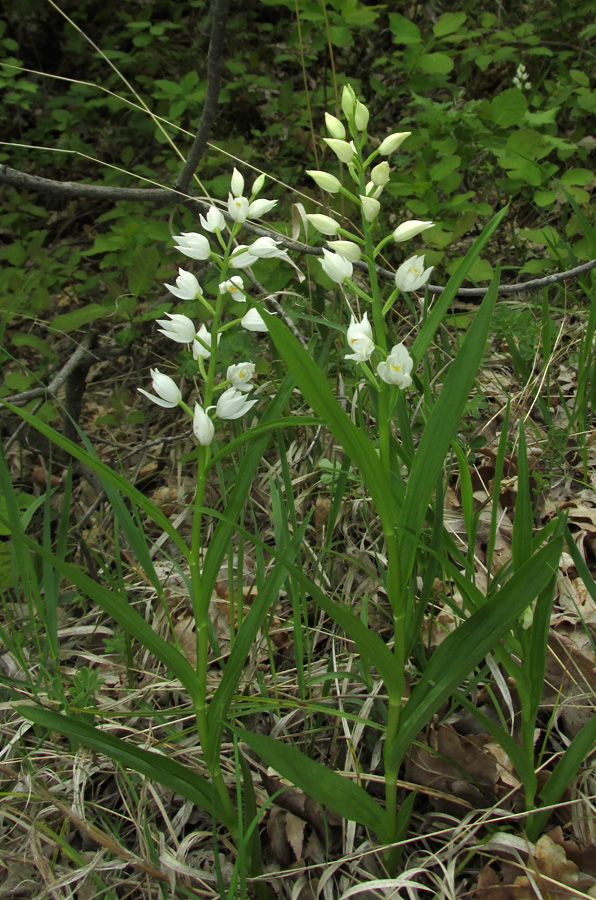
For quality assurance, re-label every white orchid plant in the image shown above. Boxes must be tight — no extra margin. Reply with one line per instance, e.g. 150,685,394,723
140,84,436,455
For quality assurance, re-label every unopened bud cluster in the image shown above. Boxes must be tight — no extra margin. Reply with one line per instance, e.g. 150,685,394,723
306,84,438,391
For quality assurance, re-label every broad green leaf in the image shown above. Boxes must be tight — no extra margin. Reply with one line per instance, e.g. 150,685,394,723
433,12,466,36
429,156,461,181
417,53,454,75
52,304,109,332
127,247,160,296
491,88,528,126
18,706,235,830
239,730,387,837
385,537,563,771
388,13,421,44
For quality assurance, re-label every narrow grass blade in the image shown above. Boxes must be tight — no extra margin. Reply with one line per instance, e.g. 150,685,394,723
9,528,203,703
18,705,235,830
239,729,387,838
511,421,532,572
1,400,189,559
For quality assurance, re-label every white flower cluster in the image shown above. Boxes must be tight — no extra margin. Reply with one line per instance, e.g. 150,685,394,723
305,84,435,390
512,64,532,91
138,170,291,444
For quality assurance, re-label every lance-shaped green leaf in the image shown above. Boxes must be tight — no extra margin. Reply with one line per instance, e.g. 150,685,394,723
263,318,396,535
239,729,387,838
18,706,236,831
399,268,499,584
385,536,563,772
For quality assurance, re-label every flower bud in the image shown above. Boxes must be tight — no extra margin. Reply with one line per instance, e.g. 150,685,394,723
306,170,342,193
251,173,266,196
354,100,369,131
378,132,411,155
392,220,435,242
325,112,346,140
193,404,215,445
365,181,383,200
306,213,341,236
231,167,244,196
323,138,356,164
360,195,380,223
341,84,356,117
371,161,390,186
326,240,361,263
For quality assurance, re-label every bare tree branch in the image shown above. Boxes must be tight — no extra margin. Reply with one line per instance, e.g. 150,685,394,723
174,0,231,193
2,165,595,297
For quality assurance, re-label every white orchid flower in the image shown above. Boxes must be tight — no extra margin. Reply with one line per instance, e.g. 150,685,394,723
156,313,196,343
219,276,245,298
248,198,278,218
394,255,434,292
138,369,181,408
199,206,226,233
377,344,414,389
241,308,269,332
163,267,203,300
216,387,258,420
228,193,249,223
320,248,353,284
227,362,256,392
192,324,220,360
173,232,211,260
193,404,215,445
345,313,374,362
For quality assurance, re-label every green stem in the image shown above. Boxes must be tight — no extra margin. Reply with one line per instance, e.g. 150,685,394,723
187,232,239,816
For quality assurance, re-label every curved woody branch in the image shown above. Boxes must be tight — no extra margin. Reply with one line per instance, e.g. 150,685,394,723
1,165,595,298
